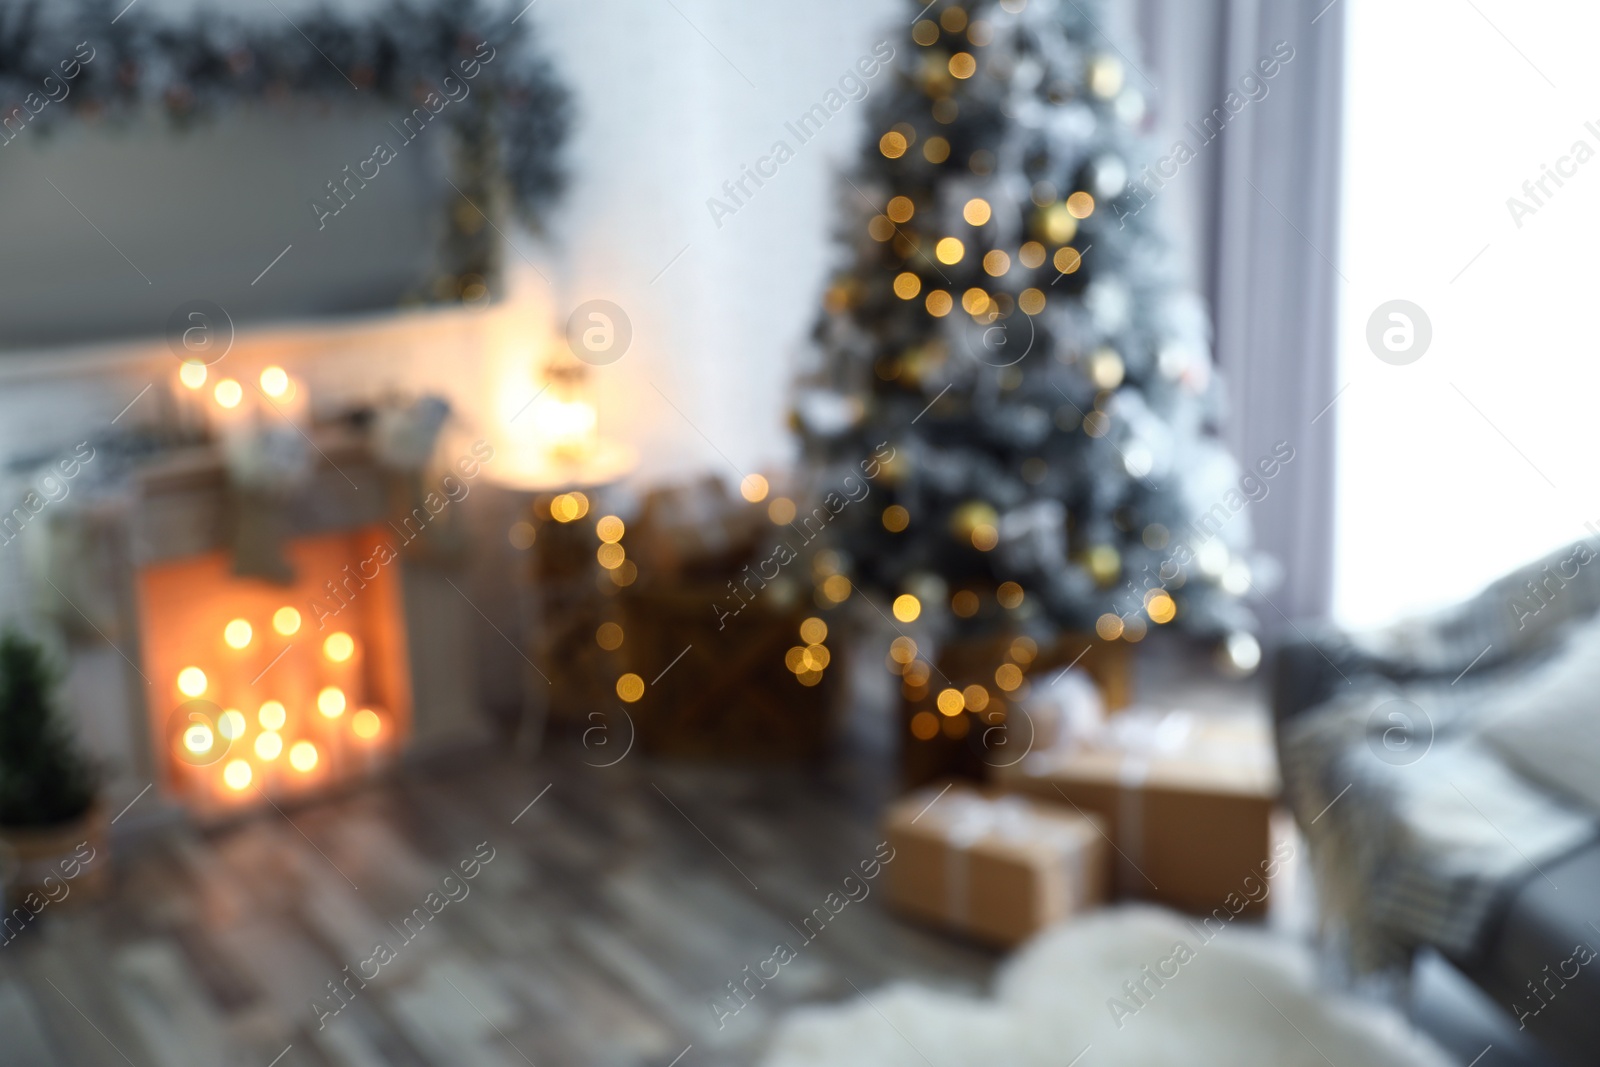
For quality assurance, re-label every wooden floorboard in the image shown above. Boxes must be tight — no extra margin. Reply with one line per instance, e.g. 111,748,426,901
0,741,997,1067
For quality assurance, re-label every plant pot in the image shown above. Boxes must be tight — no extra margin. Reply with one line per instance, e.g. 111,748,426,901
0,799,108,914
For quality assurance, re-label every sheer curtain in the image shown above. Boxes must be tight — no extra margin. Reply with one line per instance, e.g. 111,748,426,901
1131,0,1347,623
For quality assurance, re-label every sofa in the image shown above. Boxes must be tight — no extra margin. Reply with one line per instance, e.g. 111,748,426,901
1271,541,1600,1067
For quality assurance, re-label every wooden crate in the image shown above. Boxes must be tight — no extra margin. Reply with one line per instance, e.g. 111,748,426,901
617,582,841,761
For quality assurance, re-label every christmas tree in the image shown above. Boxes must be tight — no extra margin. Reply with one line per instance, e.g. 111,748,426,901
797,0,1259,680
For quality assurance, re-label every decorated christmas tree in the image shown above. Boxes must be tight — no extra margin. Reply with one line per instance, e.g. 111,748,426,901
797,0,1260,696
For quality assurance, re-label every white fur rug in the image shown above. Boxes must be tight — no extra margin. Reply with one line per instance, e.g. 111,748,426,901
762,907,1452,1067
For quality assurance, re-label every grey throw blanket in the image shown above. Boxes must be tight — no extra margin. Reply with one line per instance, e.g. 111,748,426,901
1281,539,1600,975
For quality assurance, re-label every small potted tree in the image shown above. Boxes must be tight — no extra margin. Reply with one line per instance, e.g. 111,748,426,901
0,631,102,910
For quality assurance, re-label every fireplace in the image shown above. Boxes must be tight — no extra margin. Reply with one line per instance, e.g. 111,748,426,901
136,526,412,815
27,417,495,829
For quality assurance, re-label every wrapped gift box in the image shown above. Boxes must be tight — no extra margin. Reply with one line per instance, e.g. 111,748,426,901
900,631,1131,789
994,710,1280,916
883,784,1109,947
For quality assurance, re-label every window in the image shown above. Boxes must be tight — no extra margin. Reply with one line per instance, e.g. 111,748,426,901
1334,0,1600,627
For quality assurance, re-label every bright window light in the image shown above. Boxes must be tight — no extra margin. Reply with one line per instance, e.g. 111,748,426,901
1334,0,1600,627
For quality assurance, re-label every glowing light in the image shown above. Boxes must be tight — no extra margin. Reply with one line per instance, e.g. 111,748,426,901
740,474,769,503
551,492,591,523
821,574,852,602
616,673,645,702
887,195,915,222
214,379,243,409
971,524,998,550
258,701,287,730
911,711,941,740
785,646,808,674
923,136,951,164
323,632,355,662
177,667,208,697
317,686,347,718
183,724,214,754
883,505,910,532
935,237,965,264
893,272,923,300
1147,591,1177,624
259,366,290,398
1019,289,1046,315
893,594,922,622
963,198,992,226
223,760,253,790
799,617,828,645
528,393,599,461
995,663,1024,691
597,543,626,570
997,581,1025,608
1019,241,1046,268
352,709,381,740
982,250,1011,276
937,688,966,716
889,636,919,664
289,741,318,773
802,644,831,670
925,290,953,317
224,618,253,649
768,497,797,524
952,590,979,617
963,685,990,711
255,731,283,760
273,606,301,635
879,131,908,158
596,622,625,651
218,709,246,740
596,515,625,543
179,361,207,389
912,19,940,45
1066,191,1096,218
948,52,977,78
1096,613,1126,640
1054,247,1083,274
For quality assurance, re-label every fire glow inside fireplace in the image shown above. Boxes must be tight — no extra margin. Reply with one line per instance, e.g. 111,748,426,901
136,526,412,815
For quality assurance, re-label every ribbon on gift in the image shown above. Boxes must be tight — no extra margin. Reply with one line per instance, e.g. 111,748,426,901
931,793,1091,925
1116,755,1151,896
1103,712,1191,897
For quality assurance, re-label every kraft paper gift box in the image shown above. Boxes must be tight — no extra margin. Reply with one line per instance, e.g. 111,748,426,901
994,710,1280,916
883,785,1109,947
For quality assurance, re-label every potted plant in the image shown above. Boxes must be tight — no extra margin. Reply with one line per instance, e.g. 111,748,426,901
0,631,103,911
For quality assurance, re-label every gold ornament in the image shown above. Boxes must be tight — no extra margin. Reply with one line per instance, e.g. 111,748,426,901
1085,543,1121,585
950,501,999,540
1038,202,1078,244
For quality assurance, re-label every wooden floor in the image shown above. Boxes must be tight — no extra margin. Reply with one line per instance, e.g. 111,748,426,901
0,741,997,1067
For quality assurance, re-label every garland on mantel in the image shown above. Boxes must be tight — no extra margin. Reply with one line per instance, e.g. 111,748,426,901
0,0,569,303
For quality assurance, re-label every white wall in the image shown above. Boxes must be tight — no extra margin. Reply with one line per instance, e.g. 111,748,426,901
534,0,901,481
